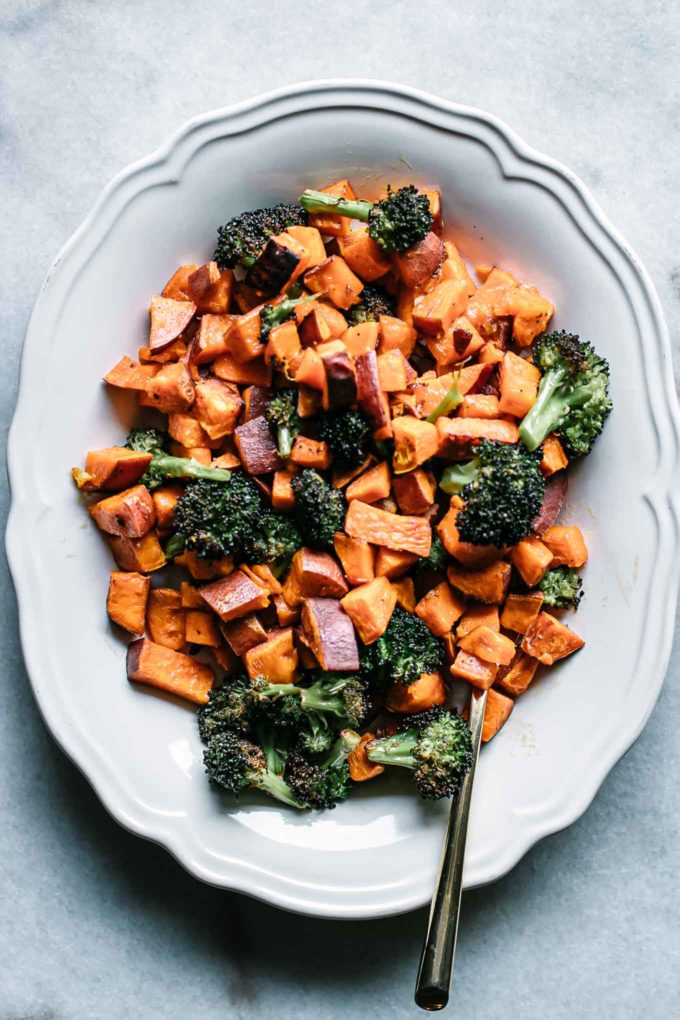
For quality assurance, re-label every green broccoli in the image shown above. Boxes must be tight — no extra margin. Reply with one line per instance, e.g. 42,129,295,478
360,605,445,686
260,674,369,730
171,474,301,566
197,676,262,741
214,204,308,269
317,409,372,464
519,331,612,455
264,389,301,458
540,567,584,609
439,439,545,547
426,375,463,423
291,469,346,549
366,708,473,799
415,535,448,573
259,291,317,344
203,729,301,808
300,185,433,253
285,730,361,810
125,428,231,490
346,283,396,325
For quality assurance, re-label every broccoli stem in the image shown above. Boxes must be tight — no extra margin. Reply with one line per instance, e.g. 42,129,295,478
299,189,373,222
518,368,569,451
263,681,346,719
426,377,463,423
439,458,480,495
163,533,186,559
151,455,231,483
323,730,361,768
252,769,303,808
366,729,419,770
277,425,295,459
255,724,286,776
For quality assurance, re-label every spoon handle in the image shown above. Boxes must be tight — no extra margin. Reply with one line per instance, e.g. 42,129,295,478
414,689,488,1011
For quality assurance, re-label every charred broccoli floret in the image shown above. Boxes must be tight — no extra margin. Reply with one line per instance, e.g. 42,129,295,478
203,729,301,807
540,567,584,609
291,469,346,549
214,203,308,269
264,389,301,458
359,606,445,686
300,185,433,253
263,674,369,730
259,291,317,344
317,409,372,464
285,730,361,810
366,708,473,799
171,473,301,566
439,439,545,547
347,283,396,325
197,676,263,741
125,428,231,490
519,331,612,455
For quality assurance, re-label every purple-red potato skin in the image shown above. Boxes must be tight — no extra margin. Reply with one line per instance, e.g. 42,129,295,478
126,638,214,704
391,232,445,288
301,597,360,671
90,485,155,538
199,570,270,622
532,471,568,535
234,415,283,474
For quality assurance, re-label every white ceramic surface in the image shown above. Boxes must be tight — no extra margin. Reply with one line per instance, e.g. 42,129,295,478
6,81,680,919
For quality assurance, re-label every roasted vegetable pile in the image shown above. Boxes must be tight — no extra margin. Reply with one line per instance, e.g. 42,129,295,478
74,176,610,809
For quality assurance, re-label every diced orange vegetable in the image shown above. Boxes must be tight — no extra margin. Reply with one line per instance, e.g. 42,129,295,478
415,579,466,637
272,469,297,511
340,576,397,645
148,295,196,351
447,561,511,604
180,582,205,609
338,227,391,280
138,338,187,365
301,598,360,671
168,443,212,466
315,303,348,338
412,278,468,335
333,533,375,586
480,688,514,741
193,378,243,439
212,643,242,674
374,546,419,579
496,652,539,697
342,322,380,358
294,347,326,390
297,384,322,418
457,625,516,665
265,319,301,368
540,434,569,476
227,306,265,363
436,416,519,455
440,241,476,296
392,469,436,516
199,570,270,622
307,179,357,237
283,549,348,606
90,485,155,539
542,526,588,568
376,349,409,392
222,614,267,656
285,225,327,268
426,316,485,366
345,500,432,557
213,352,272,387
144,361,195,414
521,612,585,664
175,550,233,580
510,536,553,586
392,417,439,474
109,532,166,573
391,576,416,613
106,571,150,633
345,461,391,504
467,267,553,346
73,447,152,492
290,435,332,470
348,733,385,782
162,264,198,301
456,362,494,395
104,356,159,391
305,256,363,310
127,638,213,705
246,564,283,596
450,650,498,690
478,342,506,366
385,672,447,713
185,610,223,648
392,232,444,288
332,455,374,490
191,314,233,364
498,351,541,418
456,604,500,637
187,262,233,314
167,413,210,449
147,588,186,651
458,394,501,419
500,592,544,634
377,315,417,358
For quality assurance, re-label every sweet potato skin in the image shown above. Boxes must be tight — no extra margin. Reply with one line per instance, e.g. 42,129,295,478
234,415,283,475
301,597,360,671
90,485,155,538
392,469,436,516
345,500,432,558
106,571,150,633
283,548,349,606
126,638,213,704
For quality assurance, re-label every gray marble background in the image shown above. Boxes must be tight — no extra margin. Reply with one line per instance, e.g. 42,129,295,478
2,2,679,1018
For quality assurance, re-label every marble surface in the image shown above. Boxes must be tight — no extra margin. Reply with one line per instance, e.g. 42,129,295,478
1,2,679,1017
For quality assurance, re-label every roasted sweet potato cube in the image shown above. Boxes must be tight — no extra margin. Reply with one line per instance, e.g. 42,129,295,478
213,352,272,387
234,415,282,475
337,227,391,281
272,469,297,511
109,532,166,573
126,638,213,704
374,546,419,579
301,598,359,671
480,688,514,741
290,435,332,470
458,394,501,419
345,499,432,557
510,536,553,587
447,561,511,604
377,315,417,359
542,526,588,568
222,614,268,656
391,232,444,288
73,447,152,492
298,307,332,349
187,262,233,314
392,469,436,516
304,256,363,310
174,550,233,580
180,582,205,609
456,604,500,637
340,576,397,645
192,314,232,364
167,413,210,449
496,651,539,696
317,339,357,410
333,533,375,586
498,351,541,418
243,564,283,596
376,349,409,393
147,588,186,651
283,548,349,606
457,625,516,665
265,320,302,369
346,461,391,504
242,384,272,422
500,592,544,634
391,577,416,613
149,295,196,351
355,350,392,438
415,581,466,637
192,378,243,439
151,485,183,535
540,434,569,476
245,627,299,684
106,571,150,633
144,361,195,413
162,263,198,301
436,416,519,456
348,732,385,782
185,610,222,647
412,278,468,335
450,650,498,690
532,473,568,536
104,356,159,391
392,417,439,474
90,485,155,539
385,672,446,713
285,225,327,268
521,612,585,664
440,241,476,296
199,570,270,622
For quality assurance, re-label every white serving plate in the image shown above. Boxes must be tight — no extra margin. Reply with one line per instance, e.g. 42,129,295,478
7,81,680,919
